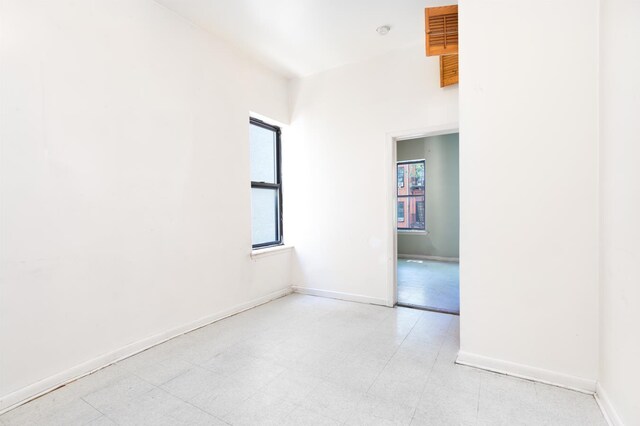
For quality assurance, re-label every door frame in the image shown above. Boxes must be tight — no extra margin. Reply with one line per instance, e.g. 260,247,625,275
385,123,459,307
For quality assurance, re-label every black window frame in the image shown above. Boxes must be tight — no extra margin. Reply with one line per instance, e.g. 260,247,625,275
250,117,283,249
397,159,426,231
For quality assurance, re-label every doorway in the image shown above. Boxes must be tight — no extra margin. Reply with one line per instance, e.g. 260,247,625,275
394,132,459,314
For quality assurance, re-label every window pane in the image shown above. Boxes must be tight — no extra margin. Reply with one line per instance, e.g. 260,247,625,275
409,163,425,195
398,164,409,197
397,199,406,225
250,124,277,184
251,187,279,245
415,199,426,228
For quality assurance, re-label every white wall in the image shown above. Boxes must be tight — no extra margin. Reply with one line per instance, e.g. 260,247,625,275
599,0,640,424
457,0,600,389
0,0,291,410
397,134,459,258
286,44,459,303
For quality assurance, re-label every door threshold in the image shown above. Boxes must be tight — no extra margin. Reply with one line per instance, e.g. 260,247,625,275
396,302,459,316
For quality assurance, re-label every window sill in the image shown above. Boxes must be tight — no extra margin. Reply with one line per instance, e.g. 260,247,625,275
398,230,428,236
251,244,294,260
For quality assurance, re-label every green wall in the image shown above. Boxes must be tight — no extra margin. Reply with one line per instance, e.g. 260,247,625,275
397,133,459,258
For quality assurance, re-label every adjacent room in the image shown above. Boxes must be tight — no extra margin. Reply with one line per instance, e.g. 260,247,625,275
396,133,460,313
1,1,638,425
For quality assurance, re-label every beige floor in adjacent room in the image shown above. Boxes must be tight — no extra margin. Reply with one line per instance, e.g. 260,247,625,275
397,259,460,314
0,294,606,426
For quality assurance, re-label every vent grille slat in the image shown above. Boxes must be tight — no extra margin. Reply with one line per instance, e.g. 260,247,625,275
440,54,459,87
425,5,458,56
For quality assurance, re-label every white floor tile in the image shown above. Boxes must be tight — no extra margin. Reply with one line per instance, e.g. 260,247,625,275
259,368,322,404
288,347,348,378
368,373,428,409
1,398,102,426
411,407,476,426
366,347,435,408
325,355,388,393
199,349,259,376
345,394,415,425
82,375,155,414
301,379,367,422
188,376,261,418
534,383,607,426
223,391,297,425
477,393,549,426
480,372,537,402
159,365,225,401
99,387,226,426
54,364,131,404
281,406,341,425
118,354,193,386
416,381,478,425
0,294,606,426
84,415,118,425
427,362,484,396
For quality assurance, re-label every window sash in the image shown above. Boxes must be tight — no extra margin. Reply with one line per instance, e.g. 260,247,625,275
397,160,426,231
250,118,282,249
397,195,426,230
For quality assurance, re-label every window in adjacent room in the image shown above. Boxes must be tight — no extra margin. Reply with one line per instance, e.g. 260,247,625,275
249,117,282,248
397,160,426,230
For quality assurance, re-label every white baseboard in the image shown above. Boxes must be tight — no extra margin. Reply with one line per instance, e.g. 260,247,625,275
456,350,596,394
0,287,293,415
595,382,624,426
292,286,388,306
398,254,459,262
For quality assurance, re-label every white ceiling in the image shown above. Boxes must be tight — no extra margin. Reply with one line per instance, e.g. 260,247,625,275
156,0,454,78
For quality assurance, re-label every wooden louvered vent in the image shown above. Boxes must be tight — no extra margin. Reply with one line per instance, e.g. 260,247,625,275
425,5,458,56
440,54,458,87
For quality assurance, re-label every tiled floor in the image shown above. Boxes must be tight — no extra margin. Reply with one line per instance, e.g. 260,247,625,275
1,294,605,425
397,259,460,313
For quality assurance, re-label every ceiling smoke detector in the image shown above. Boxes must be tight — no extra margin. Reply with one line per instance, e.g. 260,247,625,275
376,25,391,35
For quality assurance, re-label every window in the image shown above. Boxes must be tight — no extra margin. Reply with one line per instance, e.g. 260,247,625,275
250,118,282,248
397,160,426,230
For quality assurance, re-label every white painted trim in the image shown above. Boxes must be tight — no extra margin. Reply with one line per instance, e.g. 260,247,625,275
250,244,294,259
385,128,399,307
249,111,288,129
595,382,624,426
392,123,460,142
0,287,293,414
456,350,597,394
398,254,459,263
397,230,428,236
385,123,459,307
292,286,388,306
